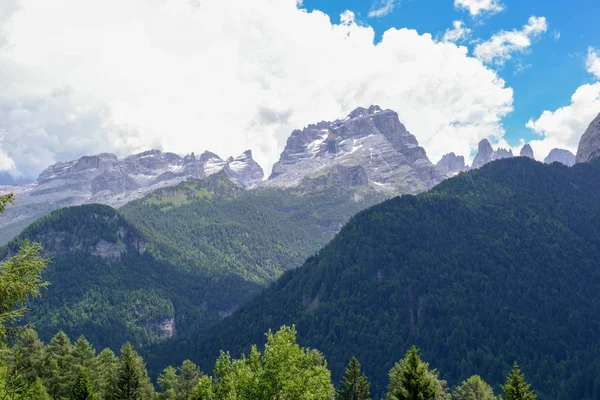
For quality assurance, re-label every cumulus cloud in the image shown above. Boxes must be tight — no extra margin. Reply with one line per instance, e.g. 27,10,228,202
454,0,504,16
368,0,399,18
0,0,513,178
443,21,471,43
526,50,600,159
474,16,548,65
587,47,600,79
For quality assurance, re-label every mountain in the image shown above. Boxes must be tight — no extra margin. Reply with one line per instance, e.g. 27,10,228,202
436,153,467,177
1,166,387,351
0,149,264,245
157,157,600,399
265,105,444,194
544,148,576,166
520,144,534,159
470,139,515,169
576,111,600,163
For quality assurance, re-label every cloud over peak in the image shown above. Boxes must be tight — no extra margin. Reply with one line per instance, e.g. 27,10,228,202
0,0,513,178
526,48,600,159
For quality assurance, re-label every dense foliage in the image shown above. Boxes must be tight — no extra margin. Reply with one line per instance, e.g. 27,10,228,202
2,326,521,400
0,172,384,351
153,158,600,399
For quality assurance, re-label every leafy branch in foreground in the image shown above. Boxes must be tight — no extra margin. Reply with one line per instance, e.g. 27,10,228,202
0,240,49,341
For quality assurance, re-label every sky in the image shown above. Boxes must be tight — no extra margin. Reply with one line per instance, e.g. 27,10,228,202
0,0,599,182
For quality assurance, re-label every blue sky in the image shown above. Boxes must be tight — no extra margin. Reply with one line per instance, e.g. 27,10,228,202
302,0,600,148
1,0,599,180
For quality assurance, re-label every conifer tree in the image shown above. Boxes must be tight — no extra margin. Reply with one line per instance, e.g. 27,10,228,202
29,377,51,400
502,363,536,400
337,356,371,400
386,346,448,400
113,343,154,400
0,194,48,342
13,329,46,384
453,375,500,400
177,360,202,400
96,348,119,399
69,368,93,400
45,331,75,399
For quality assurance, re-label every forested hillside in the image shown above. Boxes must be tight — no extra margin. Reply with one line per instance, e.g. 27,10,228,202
153,158,600,399
0,171,385,351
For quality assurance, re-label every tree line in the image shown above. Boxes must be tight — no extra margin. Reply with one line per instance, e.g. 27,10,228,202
2,326,536,400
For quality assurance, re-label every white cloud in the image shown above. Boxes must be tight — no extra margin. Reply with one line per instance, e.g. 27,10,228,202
454,0,504,16
368,0,399,18
443,21,471,43
526,49,600,160
474,16,547,65
0,0,513,178
587,47,600,79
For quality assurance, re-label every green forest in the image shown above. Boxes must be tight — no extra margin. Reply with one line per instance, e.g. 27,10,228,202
151,158,600,399
0,171,384,351
3,158,600,399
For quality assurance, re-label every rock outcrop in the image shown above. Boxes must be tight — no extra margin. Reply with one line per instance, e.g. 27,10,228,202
544,149,576,166
0,149,264,244
520,144,534,159
265,105,444,194
471,139,494,169
576,112,600,163
471,139,514,169
436,153,467,177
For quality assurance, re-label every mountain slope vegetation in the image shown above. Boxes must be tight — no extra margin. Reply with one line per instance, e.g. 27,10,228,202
155,158,600,399
1,171,386,351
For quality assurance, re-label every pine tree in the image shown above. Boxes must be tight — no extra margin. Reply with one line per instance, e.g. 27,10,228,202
0,192,48,342
70,368,93,400
113,343,154,400
29,377,52,400
337,357,371,400
386,346,448,400
453,375,500,400
13,329,46,384
96,348,119,399
502,363,536,400
45,331,75,399
72,336,99,394
177,360,202,400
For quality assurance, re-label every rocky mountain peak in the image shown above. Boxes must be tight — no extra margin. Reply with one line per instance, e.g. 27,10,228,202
471,139,514,169
436,153,466,177
265,106,443,193
576,112,600,163
1,148,264,244
520,144,534,159
544,148,575,166
471,139,494,169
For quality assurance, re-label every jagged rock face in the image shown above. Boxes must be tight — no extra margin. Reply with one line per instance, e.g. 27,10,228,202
471,139,514,169
0,149,264,244
266,105,443,194
492,148,514,161
544,148,576,166
436,153,466,177
471,139,494,169
225,150,265,189
520,144,534,159
576,112,600,163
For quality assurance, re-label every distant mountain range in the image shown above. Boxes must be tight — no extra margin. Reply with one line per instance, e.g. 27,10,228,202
2,107,597,393
0,106,450,349
0,105,577,245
